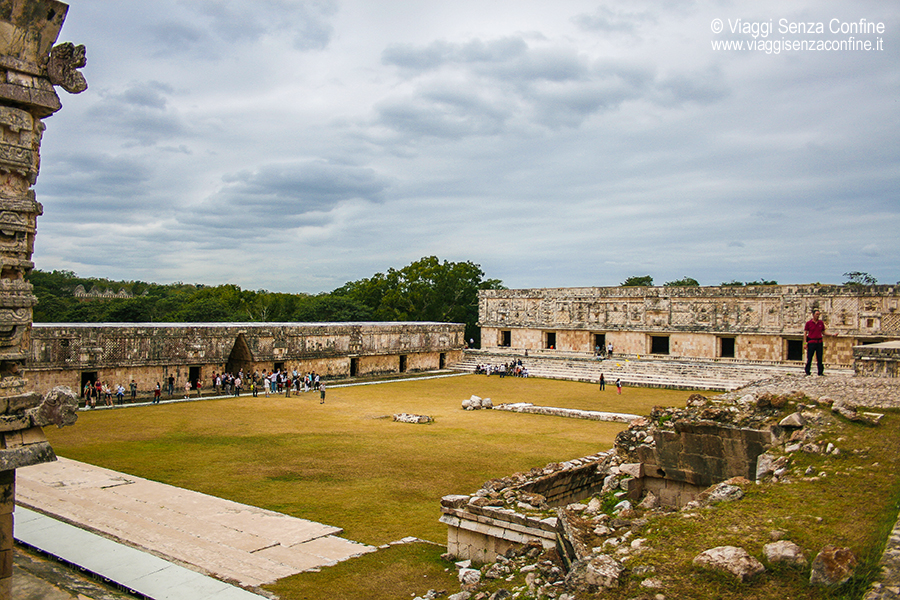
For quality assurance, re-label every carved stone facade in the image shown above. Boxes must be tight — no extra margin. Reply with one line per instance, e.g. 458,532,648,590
0,1,84,593
26,322,465,399
479,286,900,367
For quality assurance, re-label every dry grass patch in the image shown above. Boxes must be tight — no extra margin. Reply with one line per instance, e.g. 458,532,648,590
44,375,682,546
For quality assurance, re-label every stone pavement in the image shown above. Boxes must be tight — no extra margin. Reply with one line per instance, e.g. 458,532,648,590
16,457,376,592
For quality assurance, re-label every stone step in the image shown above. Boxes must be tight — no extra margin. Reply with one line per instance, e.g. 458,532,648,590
449,351,852,391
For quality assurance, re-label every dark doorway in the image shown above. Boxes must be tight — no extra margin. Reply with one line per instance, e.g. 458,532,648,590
274,361,285,373
720,337,736,358
226,333,255,375
545,332,556,349
650,336,670,355
399,355,408,373
80,371,98,397
786,339,803,361
439,353,446,369
189,366,201,389
350,357,359,377
593,333,606,354
500,330,511,347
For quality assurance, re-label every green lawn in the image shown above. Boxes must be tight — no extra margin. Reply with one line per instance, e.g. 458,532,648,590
45,375,684,545
42,375,699,598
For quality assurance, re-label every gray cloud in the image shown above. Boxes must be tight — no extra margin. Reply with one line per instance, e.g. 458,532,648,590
182,161,391,231
28,0,900,291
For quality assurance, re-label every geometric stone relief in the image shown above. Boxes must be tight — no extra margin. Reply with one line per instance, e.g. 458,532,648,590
882,313,900,334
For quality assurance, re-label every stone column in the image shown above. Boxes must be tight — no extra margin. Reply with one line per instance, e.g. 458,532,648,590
0,1,84,595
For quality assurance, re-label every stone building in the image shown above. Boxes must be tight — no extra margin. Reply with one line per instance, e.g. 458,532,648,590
479,285,900,367
0,1,85,594
26,321,465,399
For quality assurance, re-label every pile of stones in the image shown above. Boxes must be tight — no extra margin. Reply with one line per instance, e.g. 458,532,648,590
393,413,434,424
421,382,889,599
462,395,493,410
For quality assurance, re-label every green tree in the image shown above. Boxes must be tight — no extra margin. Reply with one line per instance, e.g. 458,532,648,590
664,277,700,287
621,275,653,286
293,294,373,322
843,271,877,286
745,279,778,286
334,256,504,345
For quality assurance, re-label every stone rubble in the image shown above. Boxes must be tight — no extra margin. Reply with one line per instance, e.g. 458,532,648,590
423,375,900,599
393,413,434,424
692,546,766,582
809,545,859,586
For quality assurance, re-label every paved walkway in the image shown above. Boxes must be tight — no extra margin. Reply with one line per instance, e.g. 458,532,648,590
16,457,376,595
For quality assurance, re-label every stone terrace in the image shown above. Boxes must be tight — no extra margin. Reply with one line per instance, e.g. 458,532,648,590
451,349,852,391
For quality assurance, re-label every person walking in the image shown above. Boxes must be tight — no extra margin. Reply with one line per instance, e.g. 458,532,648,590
616,378,622,394
599,373,605,391
804,308,827,376
153,382,161,404
319,382,326,404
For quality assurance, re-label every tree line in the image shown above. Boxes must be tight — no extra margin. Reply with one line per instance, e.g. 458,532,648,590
27,256,505,346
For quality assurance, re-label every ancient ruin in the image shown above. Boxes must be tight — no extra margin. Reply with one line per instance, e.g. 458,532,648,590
26,321,464,401
479,285,900,366
0,0,84,594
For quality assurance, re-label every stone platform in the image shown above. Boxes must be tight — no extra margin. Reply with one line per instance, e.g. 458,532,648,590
16,458,376,592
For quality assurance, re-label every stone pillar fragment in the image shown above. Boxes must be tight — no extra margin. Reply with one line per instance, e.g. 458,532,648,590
0,1,85,595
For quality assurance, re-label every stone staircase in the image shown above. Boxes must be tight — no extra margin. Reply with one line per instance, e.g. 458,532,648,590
450,349,854,391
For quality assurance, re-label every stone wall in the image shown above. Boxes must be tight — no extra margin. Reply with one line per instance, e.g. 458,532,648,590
480,285,900,365
634,422,772,488
26,322,464,399
854,341,900,378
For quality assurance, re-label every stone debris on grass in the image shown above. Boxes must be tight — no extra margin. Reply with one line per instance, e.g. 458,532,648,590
393,413,433,424
810,545,858,586
763,540,807,567
692,546,765,582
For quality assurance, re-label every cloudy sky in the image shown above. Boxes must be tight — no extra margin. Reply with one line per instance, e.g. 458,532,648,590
33,0,899,293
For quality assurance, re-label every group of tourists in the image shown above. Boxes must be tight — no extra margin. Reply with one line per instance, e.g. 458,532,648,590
82,379,138,408
474,360,529,378
594,342,614,359
84,368,331,409
202,369,328,403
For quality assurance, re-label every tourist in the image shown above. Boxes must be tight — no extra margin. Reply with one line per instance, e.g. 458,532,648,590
153,382,161,403
319,381,326,404
83,381,93,408
184,380,191,398
599,373,605,391
616,378,622,394
196,379,203,397
129,379,137,401
115,384,125,405
234,375,242,396
804,308,826,376
94,380,102,404
167,375,175,396
607,342,614,359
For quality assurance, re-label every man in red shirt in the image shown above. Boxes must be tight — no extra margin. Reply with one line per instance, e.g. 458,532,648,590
804,309,826,376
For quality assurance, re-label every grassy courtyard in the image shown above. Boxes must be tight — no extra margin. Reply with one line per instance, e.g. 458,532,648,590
44,375,681,545
42,374,686,597
41,375,900,600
